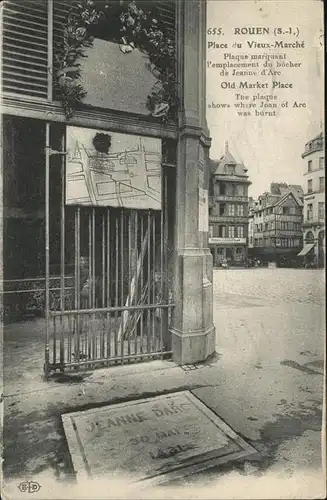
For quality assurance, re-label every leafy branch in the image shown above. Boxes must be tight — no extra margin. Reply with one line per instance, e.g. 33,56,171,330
54,0,178,121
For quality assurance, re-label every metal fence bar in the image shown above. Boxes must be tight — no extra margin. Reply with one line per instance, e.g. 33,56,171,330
134,211,138,355
87,210,92,360
147,211,151,354
52,350,173,370
120,210,124,363
115,216,119,359
92,208,96,361
59,315,64,369
152,214,156,351
101,212,105,359
44,122,50,375
52,316,56,365
59,130,66,369
106,208,111,359
75,207,81,365
67,314,72,365
3,287,73,294
163,171,170,349
74,211,78,364
49,303,175,316
140,214,144,355
160,195,164,353
128,212,132,357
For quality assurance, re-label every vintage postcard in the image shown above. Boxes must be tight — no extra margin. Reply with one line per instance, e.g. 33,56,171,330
0,0,325,498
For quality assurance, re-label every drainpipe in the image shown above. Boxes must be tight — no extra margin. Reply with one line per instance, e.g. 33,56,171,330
315,236,319,269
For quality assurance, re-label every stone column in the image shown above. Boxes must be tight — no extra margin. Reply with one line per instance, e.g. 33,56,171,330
170,0,215,364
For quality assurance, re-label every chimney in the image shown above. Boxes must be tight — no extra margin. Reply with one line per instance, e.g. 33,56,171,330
225,141,229,154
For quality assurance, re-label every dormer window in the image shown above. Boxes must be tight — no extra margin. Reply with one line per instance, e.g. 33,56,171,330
225,164,235,174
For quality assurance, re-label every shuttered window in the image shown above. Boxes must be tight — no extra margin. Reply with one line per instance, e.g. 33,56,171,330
153,1,176,45
2,0,176,102
2,0,79,100
2,0,49,99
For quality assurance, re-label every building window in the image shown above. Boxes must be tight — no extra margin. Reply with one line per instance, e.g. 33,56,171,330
318,202,324,220
319,157,324,169
228,226,235,238
307,179,313,193
236,204,244,216
282,207,289,215
228,184,236,196
306,231,314,243
307,203,313,221
219,203,226,216
235,247,244,261
308,160,312,172
226,164,235,174
228,204,235,216
218,226,226,237
319,177,325,192
289,207,296,215
236,226,244,238
236,185,244,196
220,183,226,195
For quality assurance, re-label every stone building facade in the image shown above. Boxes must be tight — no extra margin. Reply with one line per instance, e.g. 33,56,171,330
249,183,304,266
300,132,325,267
208,144,251,267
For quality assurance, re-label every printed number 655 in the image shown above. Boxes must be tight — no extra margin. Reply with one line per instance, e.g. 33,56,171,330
207,28,223,36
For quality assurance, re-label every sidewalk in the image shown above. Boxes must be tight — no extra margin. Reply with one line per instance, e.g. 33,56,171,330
2,293,325,499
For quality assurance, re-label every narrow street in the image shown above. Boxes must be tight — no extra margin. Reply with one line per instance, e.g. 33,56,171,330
3,268,325,498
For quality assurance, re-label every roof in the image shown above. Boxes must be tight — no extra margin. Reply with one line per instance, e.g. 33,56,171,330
210,142,249,178
305,131,323,146
255,185,304,211
279,184,303,198
275,189,304,208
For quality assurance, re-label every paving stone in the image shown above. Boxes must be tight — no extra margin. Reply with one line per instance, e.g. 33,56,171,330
62,391,256,485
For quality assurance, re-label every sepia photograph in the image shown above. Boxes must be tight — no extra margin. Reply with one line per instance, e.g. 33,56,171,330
0,0,325,498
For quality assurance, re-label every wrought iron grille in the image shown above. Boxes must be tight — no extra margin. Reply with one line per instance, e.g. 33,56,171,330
45,170,174,374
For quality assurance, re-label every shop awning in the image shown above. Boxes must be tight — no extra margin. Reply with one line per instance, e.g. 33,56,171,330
297,243,315,256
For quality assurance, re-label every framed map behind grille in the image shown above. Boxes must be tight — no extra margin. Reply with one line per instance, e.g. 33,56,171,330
65,126,162,210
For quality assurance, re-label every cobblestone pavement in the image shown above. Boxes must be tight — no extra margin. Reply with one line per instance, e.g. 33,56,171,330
2,268,325,499
213,268,324,308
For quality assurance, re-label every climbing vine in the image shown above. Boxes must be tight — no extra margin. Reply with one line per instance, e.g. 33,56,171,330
54,0,178,121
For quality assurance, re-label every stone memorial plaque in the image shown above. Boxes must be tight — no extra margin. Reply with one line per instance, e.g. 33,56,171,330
62,391,256,484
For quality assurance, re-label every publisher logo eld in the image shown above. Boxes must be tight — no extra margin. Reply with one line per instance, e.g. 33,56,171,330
18,481,41,494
